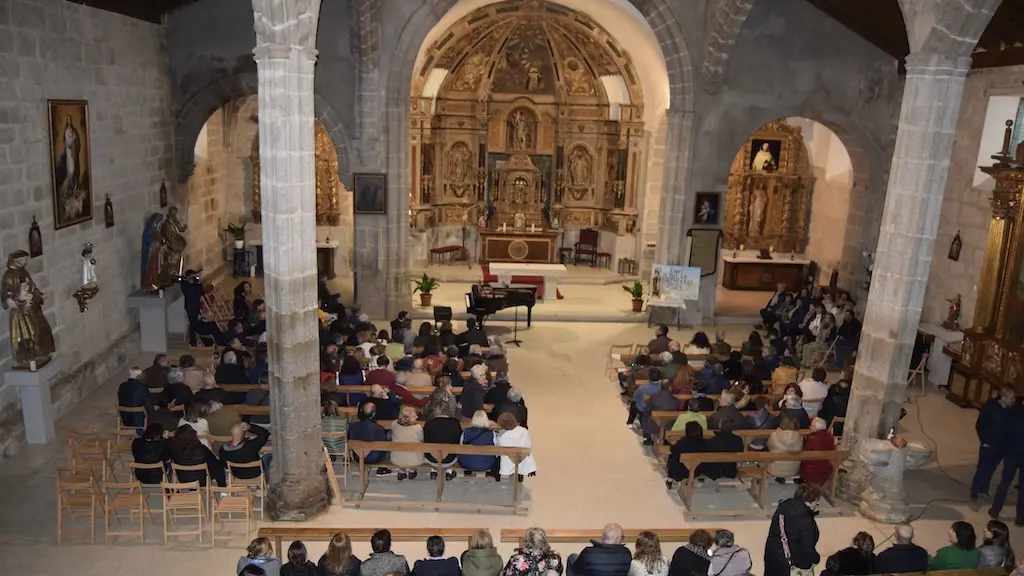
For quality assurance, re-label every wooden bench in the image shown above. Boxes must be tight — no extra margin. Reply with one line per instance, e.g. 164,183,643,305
224,404,494,419
673,393,783,403
499,528,721,545
347,440,531,513
676,449,850,515
429,245,468,265
649,410,781,445
258,527,486,554
219,383,464,395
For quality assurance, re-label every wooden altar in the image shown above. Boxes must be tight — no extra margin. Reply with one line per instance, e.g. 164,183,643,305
480,229,558,263
722,256,809,291
943,122,1024,408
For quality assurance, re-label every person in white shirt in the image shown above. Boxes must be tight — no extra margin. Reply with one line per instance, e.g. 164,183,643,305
797,367,829,419
495,412,535,480
179,402,211,447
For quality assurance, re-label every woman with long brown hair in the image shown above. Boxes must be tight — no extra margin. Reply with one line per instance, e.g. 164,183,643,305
630,531,668,576
318,532,363,576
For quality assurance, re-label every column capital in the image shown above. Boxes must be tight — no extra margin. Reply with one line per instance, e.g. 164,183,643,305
253,43,318,62
904,52,973,75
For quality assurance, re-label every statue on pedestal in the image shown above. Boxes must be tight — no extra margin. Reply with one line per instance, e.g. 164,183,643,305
141,206,188,293
73,242,99,312
942,294,961,331
1,250,55,369
855,436,932,523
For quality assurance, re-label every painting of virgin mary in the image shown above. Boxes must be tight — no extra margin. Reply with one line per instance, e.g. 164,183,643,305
47,100,94,229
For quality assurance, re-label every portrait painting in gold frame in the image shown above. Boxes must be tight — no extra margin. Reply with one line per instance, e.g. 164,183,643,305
47,100,93,229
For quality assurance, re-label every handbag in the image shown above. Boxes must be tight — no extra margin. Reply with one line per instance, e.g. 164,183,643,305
779,514,814,576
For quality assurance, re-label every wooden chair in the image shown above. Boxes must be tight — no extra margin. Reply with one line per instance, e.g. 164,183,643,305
574,228,599,266
68,433,114,481
55,463,97,485
103,481,151,544
128,462,167,511
56,478,99,544
322,431,350,487
211,486,254,546
226,461,265,519
908,353,929,392
106,429,137,481
170,463,213,515
607,344,635,379
161,481,205,544
115,405,148,432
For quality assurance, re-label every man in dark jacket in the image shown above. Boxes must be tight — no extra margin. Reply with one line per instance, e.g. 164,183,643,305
764,484,821,576
701,424,745,480
460,365,489,419
490,387,528,428
348,401,391,475
567,523,632,576
708,391,746,431
483,373,512,406
970,386,1016,509
458,318,490,348
117,367,153,429
874,524,929,574
141,354,170,392
647,325,671,356
220,422,270,479
988,405,1024,522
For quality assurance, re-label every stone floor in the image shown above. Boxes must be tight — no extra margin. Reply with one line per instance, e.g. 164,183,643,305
0,321,1018,573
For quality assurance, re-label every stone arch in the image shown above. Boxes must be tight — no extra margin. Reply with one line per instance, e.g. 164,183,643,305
172,72,353,188
701,0,757,94
901,0,999,57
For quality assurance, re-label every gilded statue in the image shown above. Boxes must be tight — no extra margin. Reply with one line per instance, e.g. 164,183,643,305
141,206,188,293
526,67,542,91
2,250,55,368
508,110,533,151
568,147,591,187
562,58,594,96
751,143,776,172
747,184,769,237
447,143,471,183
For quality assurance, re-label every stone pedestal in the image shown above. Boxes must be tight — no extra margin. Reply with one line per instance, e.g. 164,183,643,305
5,359,62,444
856,438,932,523
126,284,184,353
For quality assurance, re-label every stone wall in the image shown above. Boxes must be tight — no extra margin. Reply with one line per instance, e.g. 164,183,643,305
185,111,231,274
923,66,1024,326
0,0,173,457
640,114,668,275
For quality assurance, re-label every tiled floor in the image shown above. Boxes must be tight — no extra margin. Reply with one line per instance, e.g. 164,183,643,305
0,321,1018,574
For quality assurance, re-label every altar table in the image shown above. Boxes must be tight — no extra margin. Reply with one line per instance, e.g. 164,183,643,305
251,239,340,279
489,263,567,302
480,229,558,263
722,256,809,291
919,322,963,389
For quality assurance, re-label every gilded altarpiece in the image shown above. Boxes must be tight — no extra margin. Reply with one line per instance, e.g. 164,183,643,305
723,120,812,253
409,0,644,241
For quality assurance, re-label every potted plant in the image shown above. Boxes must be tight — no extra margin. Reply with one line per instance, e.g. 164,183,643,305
413,273,440,307
224,223,247,249
623,280,644,312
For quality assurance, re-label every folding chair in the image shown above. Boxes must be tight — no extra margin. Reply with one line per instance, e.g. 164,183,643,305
68,433,114,481
226,461,265,519
106,429,137,481
908,353,929,392
322,431,350,487
104,481,151,544
211,486,254,546
607,344,635,379
115,405,148,432
161,481,204,544
56,478,100,544
170,463,212,516
128,462,167,511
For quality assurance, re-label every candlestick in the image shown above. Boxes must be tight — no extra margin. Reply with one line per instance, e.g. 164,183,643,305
739,244,745,251
158,289,164,299
29,360,36,372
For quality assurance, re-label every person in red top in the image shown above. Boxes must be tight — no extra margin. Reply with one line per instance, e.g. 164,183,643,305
383,361,429,408
366,356,397,387
799,416,836,486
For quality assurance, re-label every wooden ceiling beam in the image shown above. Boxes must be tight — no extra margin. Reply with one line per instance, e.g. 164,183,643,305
972,45,1024,69
800,0,908,60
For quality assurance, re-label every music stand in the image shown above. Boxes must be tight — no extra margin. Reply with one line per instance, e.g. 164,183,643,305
505,307,523,347
432,306,453,331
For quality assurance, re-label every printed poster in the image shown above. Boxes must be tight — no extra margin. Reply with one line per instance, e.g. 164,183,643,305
649,264,700,305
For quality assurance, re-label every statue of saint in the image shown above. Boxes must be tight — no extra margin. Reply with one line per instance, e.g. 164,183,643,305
509,110,531,151
569,148,591,187
943,294,962,330
142,206,188,292
74,243,99,313
651,268,662,298
513,212,526,229
448,144,470,183
526,67,542,91
747,184,769,237
1,250,56,368
750,143,776,172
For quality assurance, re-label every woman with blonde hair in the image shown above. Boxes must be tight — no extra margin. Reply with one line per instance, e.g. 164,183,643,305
766,416,804,484
178,401,210,447
238,537,282,576
391,404,425,481
462,529,503,576
319,532,363,576
459,410,497,476
670,364,694,394
502,527,563,576
629,531,669,576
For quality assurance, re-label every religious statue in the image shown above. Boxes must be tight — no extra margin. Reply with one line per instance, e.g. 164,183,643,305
568,147,591,187
508,110,532,151
747,184,769,237
477,215,488,229
651,268,662,298
28,217,42,258
73,242,99,313
948,230,962,261
447,144,471,183
943,294,962,330
141,206,188,293
1,250,56,369
513,212,527,229
750,143,776,172
563,58,594,96
856,436,931,523
526,67,542,91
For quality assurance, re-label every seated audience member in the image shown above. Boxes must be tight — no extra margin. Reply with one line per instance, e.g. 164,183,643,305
461,364,490,420
486,344,509,373
622,354,653,395
875,524,929,574
771,357,798,394
797,367,829,419
710,330,732,358
338,355,365,386
141,354,170,392
734,379,756,409
227,319,257,349
567,522,632,576
161,368,194,408
642,376,683,445
496,412,536,480
668,341,688,368
750,351,774,381
461,529,503,576
648,325,671,356
929,522,981,570
800,417,836,486
834,309,862,369
709,530,752,576
390,405,425,481
321,399,349,457
668,529,714,576
684,332,711,356
245,378,273,428
224,335,253,366
404,358,434,388
759,283,788,329
701,423,744,481
245,299,267,337
818,379,851,436
131,423,169,484
460,410,498,476
361,529,410,576
178,402,210,447
629,368,661,429
689,381,716,412
767,416,804,484
413,535,461,576
168,424,225,487
745,397,779,451
826,532,876,576
670,363,695,394
221,421,270,479
459,318,490,348
704,363,730,395
320,532,362,576
425,377,459,419
463,345,487,370
413,322,437,352
484,372,512,406
657,351,682,382
780,297,809,341
779,385,811,429
424,398,463,481
215,350,248,384
118,366,153,429
179,355,204,393
319,276,344,315
348,400,391,476
741,331,764,357
366,355,397,386
367,384,397,421
666,421,706,489
722,352,744,382
491,387,528,429
248,348,269,385
671,399,707,432
978,520,1015,569
503,527,563,576
708,390,745,431
390,311,408,342
765,484,822,576
206,400,240,440
234,281,254,320
282,541,318,576
802,313,836,368
239,537,282,576
194,373,231,405
388,372,429,408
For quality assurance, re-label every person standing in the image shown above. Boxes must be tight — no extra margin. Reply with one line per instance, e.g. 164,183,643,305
764,484,822,576
988,403,1024,524
970,387,1017,510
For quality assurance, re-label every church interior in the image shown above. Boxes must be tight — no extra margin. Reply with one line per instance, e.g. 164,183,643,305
3,0,1024,573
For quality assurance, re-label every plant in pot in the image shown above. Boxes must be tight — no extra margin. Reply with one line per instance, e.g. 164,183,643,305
623,280,644,312
224,223,247,249
413,273,440,307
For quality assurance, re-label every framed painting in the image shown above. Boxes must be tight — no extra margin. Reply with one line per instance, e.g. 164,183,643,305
749,138,782,172
353,172,387,214
47,100,94,229
693,192,720,225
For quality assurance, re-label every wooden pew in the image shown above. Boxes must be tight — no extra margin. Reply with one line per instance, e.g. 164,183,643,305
220,383,463,395
346,440,530,513
222,404,494,419
648,410,781,445
500,528,721,545
258,527,486,555
676,449,850,514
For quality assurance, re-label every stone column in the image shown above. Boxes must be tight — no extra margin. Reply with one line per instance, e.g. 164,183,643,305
840,53,971,506
252,0,329,521
654,109,696,267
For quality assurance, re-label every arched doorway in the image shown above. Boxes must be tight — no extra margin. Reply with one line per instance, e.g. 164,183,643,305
715,117,854,318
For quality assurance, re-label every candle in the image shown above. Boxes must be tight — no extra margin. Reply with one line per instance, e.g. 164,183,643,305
29,360,36,372
250,265,256,277
739,244,745,251
158,289,164,298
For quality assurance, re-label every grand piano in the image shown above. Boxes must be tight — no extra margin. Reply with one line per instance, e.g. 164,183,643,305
466,284,536,327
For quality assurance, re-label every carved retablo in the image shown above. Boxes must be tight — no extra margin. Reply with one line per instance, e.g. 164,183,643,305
251,120,341,226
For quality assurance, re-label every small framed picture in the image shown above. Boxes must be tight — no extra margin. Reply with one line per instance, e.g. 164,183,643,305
749,138,782,172
353,172,387,214
693,192,720,225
